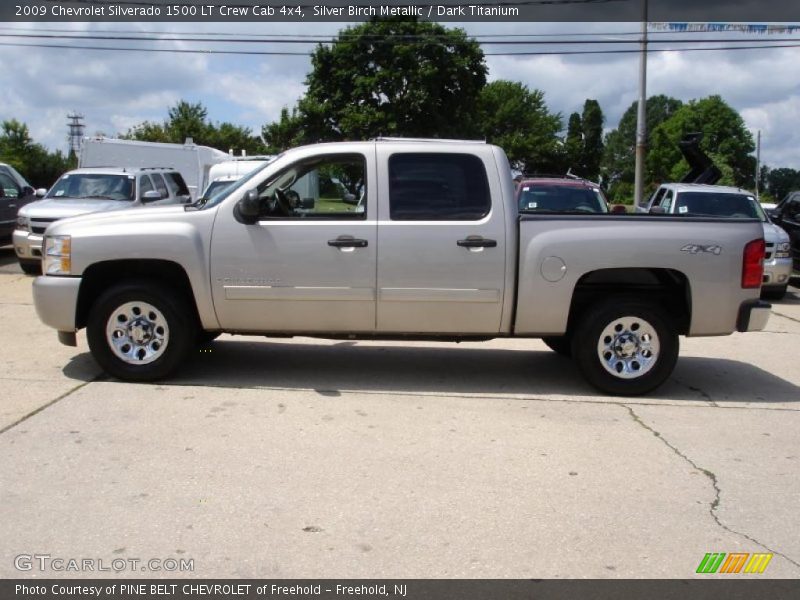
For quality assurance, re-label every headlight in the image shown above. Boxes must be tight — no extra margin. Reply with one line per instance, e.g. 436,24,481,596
43,235,71,275
16,215,29,232
775,241,791,259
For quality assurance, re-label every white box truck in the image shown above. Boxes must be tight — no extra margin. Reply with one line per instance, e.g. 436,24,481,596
79,137,229,200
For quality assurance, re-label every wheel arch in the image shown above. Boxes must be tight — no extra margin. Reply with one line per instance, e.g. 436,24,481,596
566,267,691,336
76,259,201,330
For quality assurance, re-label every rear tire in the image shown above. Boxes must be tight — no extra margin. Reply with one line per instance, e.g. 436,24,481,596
19,259,41,275
571,299,678,396
86,281,196,382
542,335,572,357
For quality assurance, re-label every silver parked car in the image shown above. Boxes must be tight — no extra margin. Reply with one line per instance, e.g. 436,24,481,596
14,167,191,274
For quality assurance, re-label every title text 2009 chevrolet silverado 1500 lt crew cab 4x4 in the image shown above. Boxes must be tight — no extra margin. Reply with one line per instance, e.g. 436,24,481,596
31,140,770,396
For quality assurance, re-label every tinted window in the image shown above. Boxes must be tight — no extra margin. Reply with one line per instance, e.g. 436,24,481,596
518,184,608,213
0,172,20,198
389,153,490,221
165,172,190,197
675,192,761,219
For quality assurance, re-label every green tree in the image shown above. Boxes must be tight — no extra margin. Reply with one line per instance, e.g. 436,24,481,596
602,95,683,201
476,80,562,173
766,167,800,201
262,107,305,152
580,99,604,180
564,112,583,173
124,100,267,156
0,119,71,188
647,95,755,188
264,17,487,143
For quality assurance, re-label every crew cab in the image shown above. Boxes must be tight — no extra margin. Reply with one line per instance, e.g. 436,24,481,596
31,140,770,396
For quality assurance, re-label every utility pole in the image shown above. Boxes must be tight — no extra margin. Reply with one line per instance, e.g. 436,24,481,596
66,112,85,157
755,129,761,200
633,0,648,209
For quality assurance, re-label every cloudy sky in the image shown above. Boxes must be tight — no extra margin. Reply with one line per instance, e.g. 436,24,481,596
1,20,800,170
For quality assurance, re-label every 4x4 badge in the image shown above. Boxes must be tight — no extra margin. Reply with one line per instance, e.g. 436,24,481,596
681,244,722,255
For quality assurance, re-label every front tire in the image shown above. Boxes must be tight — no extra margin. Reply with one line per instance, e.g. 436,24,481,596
86,282,196,381
571,299,678,396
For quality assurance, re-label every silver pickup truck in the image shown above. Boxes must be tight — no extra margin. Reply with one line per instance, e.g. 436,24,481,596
31,139,770,396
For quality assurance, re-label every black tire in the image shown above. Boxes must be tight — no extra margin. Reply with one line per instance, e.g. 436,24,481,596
86,281,196,382
542,335,572,357
571,299,679,396
761,285,787,301
19,260,41,275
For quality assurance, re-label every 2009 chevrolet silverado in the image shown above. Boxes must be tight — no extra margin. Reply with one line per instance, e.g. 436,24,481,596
32,139,770,395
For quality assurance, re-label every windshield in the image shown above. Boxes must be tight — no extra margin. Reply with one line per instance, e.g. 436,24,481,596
675,192,765,221
518,184,608,213
47,173,134,201
201,155,283,209
202,180,235,199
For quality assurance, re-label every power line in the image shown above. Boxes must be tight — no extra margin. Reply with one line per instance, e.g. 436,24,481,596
4,32,800,45
2,40,800,56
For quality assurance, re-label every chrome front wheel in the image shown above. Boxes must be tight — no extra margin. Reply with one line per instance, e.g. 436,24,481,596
105,301,170,365
87,281,195,382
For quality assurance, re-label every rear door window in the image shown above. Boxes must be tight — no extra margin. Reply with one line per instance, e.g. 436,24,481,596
388,153,490,221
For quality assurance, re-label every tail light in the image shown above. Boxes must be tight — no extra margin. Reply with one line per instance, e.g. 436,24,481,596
742,238,765,289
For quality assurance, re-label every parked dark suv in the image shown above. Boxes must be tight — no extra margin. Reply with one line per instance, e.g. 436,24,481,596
0,162,44,243
768,191,800,275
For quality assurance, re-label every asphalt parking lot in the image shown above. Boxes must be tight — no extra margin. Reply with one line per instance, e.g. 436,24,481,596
0,245,799,579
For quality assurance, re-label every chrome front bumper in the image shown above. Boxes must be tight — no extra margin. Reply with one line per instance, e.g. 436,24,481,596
32,275,82,337
763,256,792,288
13,230,43,261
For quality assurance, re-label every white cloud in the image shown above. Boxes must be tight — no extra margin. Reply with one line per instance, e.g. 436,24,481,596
2,21,800,171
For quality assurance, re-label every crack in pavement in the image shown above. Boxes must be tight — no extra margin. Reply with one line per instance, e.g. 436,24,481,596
0,377,102,435
771,310,800,325
622,404,800,571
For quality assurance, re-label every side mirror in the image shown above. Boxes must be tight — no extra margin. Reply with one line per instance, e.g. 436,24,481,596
343,193,358,205
21,186,35,197
611,204,628,214
35,188,47,198
235,189,260,224
649,206,666,214
767,208,780,221
299,197,315,209
142,190,162,202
